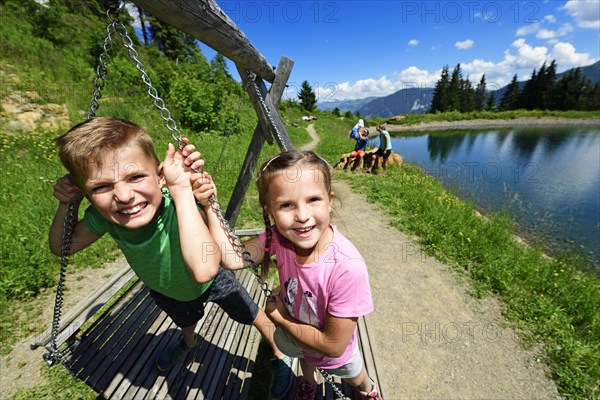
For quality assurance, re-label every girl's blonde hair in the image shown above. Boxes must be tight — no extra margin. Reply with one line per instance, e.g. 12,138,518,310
56,117,159,189
256,150,332,281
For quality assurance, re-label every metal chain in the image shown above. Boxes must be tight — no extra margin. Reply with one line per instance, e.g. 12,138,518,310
87,12,117,119
111,13,183,145
319,367,351,399
205,196,274,300
43,201,76,369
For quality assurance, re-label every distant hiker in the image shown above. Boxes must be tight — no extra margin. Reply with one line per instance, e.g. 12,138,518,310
350,118,364,140
346,124,369,172
364,125,392,176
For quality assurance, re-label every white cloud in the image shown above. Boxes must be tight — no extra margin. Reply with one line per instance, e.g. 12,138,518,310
408,39,419,46
551,41,595,67
536,23,574,40
562,0,600,29
315,67,441,101
544,15,557,23
455,39,474,50
516,23,540,36
508,39,549,68
393,66,441,87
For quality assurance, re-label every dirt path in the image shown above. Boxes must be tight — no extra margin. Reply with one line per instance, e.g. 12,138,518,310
1,123,561,399
333,181,560,399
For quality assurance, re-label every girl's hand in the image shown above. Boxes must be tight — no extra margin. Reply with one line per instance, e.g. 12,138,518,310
191,172,216,208
265,295,288,324
53,174,84,205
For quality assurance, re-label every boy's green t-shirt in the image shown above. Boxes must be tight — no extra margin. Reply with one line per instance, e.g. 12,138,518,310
84,189,214,301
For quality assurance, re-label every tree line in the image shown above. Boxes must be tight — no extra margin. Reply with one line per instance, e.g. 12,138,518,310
429,61,600,113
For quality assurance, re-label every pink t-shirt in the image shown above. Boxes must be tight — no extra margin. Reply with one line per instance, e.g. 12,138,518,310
260,225,374,369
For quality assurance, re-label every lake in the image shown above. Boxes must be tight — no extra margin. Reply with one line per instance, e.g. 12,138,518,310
387,127,600,274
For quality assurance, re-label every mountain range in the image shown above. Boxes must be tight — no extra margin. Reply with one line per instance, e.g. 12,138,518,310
318,61,600,118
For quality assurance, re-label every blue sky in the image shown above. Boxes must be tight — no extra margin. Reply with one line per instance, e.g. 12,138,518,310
130,1,600,102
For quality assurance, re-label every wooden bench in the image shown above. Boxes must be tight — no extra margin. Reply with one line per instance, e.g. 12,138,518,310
31,230,386,399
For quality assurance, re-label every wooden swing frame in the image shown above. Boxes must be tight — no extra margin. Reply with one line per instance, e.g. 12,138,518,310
31,1,386,398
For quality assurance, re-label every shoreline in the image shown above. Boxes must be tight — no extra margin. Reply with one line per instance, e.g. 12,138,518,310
384,116,600,132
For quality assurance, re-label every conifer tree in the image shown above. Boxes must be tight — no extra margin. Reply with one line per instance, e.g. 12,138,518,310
460,77,476,112
486,92,496,111
298,80,317,112
137,6,149,45
500,74,521,111
447,64,463,111
475,74,487,111
429,65,450,113
541,60,557,109
518,68,538,110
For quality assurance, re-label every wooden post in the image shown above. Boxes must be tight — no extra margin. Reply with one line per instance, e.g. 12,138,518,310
237,66,293,151
225,57,294,226
130,0,276,82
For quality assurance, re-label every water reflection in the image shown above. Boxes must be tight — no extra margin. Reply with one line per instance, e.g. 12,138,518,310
393,128,600,273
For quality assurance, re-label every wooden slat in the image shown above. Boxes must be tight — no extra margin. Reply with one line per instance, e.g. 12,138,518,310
80,289,160,388
31,262,134,350
67,282,150,375
43,259,384,400
58,269,263,399
104,307,174,399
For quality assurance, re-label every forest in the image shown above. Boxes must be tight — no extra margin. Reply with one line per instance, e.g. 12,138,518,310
429,61,600,113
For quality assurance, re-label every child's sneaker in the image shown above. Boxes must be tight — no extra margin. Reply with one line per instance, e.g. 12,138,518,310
358,378,383,400
269,355,294,399
295,379,317,400
156,334,197,371
363,168,372,174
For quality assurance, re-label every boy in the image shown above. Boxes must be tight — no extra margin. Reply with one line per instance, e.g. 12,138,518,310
49,117,293,398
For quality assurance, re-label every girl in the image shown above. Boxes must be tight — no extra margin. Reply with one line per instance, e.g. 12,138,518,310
192,150,382,400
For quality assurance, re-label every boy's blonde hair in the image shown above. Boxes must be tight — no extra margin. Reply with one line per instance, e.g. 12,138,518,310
56,117,159,188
